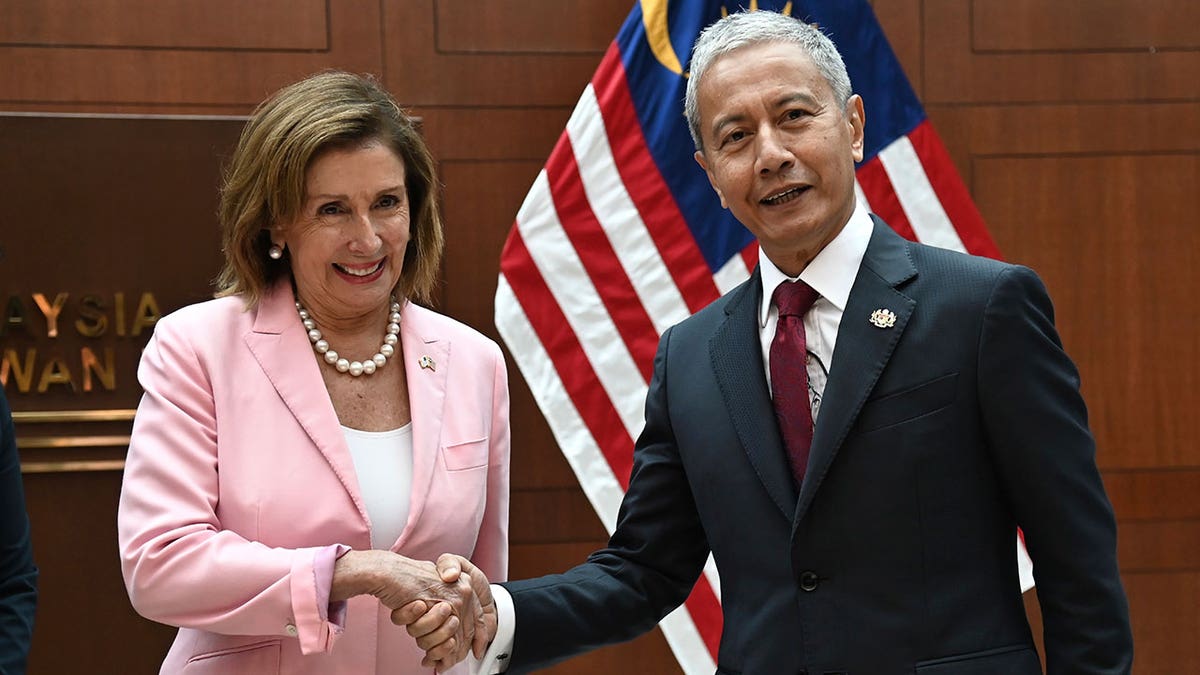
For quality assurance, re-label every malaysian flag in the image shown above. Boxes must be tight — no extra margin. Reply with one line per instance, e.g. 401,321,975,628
494,1,1031,672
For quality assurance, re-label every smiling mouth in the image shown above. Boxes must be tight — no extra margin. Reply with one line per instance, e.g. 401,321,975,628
761,186,808,206
333,259,385,277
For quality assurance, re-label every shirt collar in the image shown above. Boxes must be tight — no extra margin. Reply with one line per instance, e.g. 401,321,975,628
758,201,873,327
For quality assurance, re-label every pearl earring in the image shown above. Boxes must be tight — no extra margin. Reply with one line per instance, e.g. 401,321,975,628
268,245,284,260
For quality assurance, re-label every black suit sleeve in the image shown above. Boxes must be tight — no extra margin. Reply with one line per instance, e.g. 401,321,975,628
502,326,711,673
977,266,1133,673
0,389,38,674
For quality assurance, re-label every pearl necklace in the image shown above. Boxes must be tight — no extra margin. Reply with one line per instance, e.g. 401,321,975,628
295,298,401,377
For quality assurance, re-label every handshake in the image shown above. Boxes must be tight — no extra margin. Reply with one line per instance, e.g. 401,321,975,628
333,551,497,672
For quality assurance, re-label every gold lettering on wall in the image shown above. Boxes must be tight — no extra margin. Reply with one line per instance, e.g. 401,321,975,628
32,292,69,338
0,291,160,338
2,296,29,337
1,348,37,392
130,292,161,336
1,348,123,393
37,355,75,393
75,294,107,337
80,346,116,392
0,291,160,395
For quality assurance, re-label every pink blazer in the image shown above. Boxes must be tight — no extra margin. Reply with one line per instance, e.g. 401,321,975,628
118,281,509,674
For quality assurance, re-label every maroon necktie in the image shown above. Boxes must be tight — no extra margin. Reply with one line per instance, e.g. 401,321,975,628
770,280,820,488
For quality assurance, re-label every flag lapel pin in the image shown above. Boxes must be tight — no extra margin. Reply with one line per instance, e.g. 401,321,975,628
869,309,897,329
418,355,436,371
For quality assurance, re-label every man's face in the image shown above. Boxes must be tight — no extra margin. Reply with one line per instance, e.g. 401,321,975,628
694,41,865,276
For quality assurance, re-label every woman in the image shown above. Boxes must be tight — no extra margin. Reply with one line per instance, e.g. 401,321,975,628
117,71,509,674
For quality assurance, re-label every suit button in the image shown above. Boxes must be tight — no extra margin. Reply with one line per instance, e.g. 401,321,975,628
284,623,299,637
799,570,819,592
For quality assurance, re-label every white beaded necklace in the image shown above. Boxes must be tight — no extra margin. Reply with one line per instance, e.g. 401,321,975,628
295,297,401,377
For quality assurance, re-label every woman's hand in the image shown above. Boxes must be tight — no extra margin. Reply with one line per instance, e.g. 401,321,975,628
394,554,497,671
332,550,485,670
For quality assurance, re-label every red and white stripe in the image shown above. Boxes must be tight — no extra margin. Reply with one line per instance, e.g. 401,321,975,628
497,44,1020,675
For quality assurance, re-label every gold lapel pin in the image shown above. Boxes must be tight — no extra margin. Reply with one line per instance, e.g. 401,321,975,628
869,309,897,329
418,355,436,371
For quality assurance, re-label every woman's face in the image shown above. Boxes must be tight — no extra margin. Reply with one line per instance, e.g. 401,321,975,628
275,140,411,323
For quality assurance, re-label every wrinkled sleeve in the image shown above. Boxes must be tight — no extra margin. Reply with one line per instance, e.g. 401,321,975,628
117,318,344,655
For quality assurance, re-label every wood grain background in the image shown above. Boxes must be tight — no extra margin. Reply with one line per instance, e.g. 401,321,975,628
1,1,1196,672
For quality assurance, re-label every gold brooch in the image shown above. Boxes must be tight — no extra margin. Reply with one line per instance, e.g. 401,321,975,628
869,309,896,329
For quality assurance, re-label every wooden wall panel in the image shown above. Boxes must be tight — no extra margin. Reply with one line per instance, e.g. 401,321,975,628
511,489,607,544
924,0,1200,103
0,0,328,50
1106,470,1200,520
1123,572,1200,672
929,102,1200,181
22,471,177,674
1119,521,1200,573
973,154,1199,470
438,161,541,334
0,0,381,111
973,0,1200,51
382,1,614,106
418,107,570,162
435,0,629,53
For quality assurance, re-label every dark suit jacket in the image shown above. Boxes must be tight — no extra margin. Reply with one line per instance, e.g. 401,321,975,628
0,388,37,674
503,218,1132,674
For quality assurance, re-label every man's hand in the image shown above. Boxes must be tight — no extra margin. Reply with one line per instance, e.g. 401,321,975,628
333,551,482,672
392,599,467,671
393,554,497,670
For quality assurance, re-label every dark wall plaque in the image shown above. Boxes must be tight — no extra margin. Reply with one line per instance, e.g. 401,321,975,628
0,113,244,470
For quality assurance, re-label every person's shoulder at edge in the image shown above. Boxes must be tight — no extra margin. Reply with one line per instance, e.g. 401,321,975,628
152,293,250,330
874,223,1035,295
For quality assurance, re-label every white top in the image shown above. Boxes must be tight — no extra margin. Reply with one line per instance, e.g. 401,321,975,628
342,423,413,551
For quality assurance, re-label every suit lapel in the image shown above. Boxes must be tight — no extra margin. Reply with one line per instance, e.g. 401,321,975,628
393,302,449,550
794,217,917,523
242,282,369,522
710,271,799,520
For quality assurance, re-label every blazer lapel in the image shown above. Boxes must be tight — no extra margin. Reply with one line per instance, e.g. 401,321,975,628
242,282,369,522
710,271,799,520
795,218,918,523
392,302,449,550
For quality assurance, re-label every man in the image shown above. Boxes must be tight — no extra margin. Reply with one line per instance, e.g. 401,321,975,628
410,10,1133,673
1,388,38,673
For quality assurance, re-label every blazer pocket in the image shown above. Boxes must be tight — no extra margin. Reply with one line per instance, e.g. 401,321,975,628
854,372,958,434
442,437,490,472
183,639,280,674
915,644,1040,674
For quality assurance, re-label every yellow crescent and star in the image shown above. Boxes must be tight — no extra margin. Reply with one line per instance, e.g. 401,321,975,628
640,0,795,76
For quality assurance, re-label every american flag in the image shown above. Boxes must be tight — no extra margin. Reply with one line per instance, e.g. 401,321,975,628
494,2,1032,672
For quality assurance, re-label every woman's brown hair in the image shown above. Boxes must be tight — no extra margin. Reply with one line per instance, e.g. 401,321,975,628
215,71,444,307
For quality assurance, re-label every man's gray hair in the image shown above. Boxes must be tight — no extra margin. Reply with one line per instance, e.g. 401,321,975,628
684,10,853,151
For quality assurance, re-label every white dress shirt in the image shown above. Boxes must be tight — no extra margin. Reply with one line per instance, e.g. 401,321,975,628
758,202,873,419
478,204,875,673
